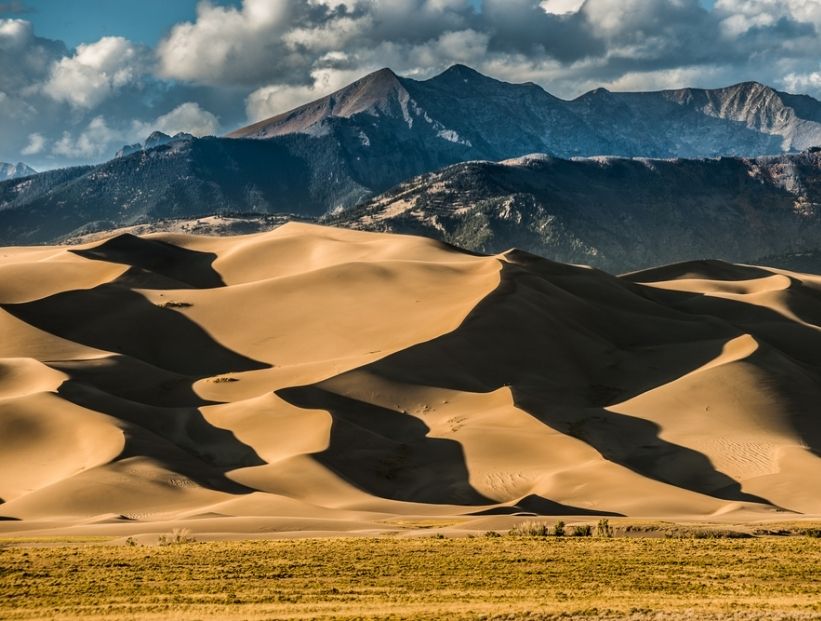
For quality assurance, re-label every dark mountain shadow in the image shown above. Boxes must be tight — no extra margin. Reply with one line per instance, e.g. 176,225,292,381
2,284,268,376
355,260,781,507
277,385,492,505
71,234,226,289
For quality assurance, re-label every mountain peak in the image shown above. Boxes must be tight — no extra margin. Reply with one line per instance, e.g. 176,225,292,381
427,64,499,86
365,66,399,82
734,80,768,90
438,64,483,78
144,131,172,149
228,66,409,139
0,161,36,181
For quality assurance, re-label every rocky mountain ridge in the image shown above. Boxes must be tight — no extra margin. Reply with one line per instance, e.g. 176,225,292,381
330,150,821,272
231,65,821,158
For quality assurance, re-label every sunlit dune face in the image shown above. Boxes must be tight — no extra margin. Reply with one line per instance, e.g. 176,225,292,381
0,224,819,530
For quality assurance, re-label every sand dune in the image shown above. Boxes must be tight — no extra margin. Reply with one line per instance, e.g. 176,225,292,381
0,224,819,533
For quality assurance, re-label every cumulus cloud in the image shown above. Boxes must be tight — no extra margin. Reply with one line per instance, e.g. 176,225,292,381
0,18,65,91
21,132,45,155
135,102,220,137
42,36,147,108
783,71,821,94
52,116,122,159
157,0,296,86
541,0,584,15
246,66,363,121
48,103,222,162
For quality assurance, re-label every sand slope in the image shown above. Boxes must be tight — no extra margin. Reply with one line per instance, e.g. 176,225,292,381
0,224,819,529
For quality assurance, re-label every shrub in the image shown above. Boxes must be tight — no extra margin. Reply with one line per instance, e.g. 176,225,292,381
553,521,565,537
158,528,196,546
125,537,138,547
484,530,501,538
509,521,550,538
802,528,821,538
596,519,613,538
571,524,592,537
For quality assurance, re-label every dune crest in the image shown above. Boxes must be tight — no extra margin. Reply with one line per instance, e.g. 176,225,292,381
0,224,819,531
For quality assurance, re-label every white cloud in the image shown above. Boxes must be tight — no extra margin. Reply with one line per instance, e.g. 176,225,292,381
434,29,489,62
0,17,30,49
783,71,821,94
134,102,220,137
540,0,584,14
157,0,293,86
49,103,221,162
21,131,45,155
246,67,362,122
42,36,145,108
52,116,122,159
715,0,821,33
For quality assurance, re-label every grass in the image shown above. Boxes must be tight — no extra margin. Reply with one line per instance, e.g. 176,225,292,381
1,536,820,620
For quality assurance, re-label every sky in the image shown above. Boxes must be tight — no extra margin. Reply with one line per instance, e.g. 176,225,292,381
1,0,819,170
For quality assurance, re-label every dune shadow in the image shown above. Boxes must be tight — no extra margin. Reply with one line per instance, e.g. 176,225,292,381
71,234,226,289
624,259,778,283
50,355,216,408
2,284,267,377
355,260,782,507
58,379,264,494
469,495,623,516
277,385,493,505
633,281,821,459
3,276,271,498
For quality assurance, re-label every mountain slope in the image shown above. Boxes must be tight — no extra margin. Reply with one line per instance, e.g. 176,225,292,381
332,150,821,273
232,65,821,158
0,136,370,245
0,224,819,527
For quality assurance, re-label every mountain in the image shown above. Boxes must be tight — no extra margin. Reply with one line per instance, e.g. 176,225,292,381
231,65,821,158
114,131,195,158
331,150,821,273
2,65,821,248
0,135,370,245
4,147,821,272
0,161,36,181
1,223,819,526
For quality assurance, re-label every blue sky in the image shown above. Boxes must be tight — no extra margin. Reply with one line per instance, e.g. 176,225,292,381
19,0,202,47
16,0,716,47
0,0,818,169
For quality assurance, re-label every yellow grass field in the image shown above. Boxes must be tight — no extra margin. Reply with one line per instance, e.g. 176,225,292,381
2,535,820,620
